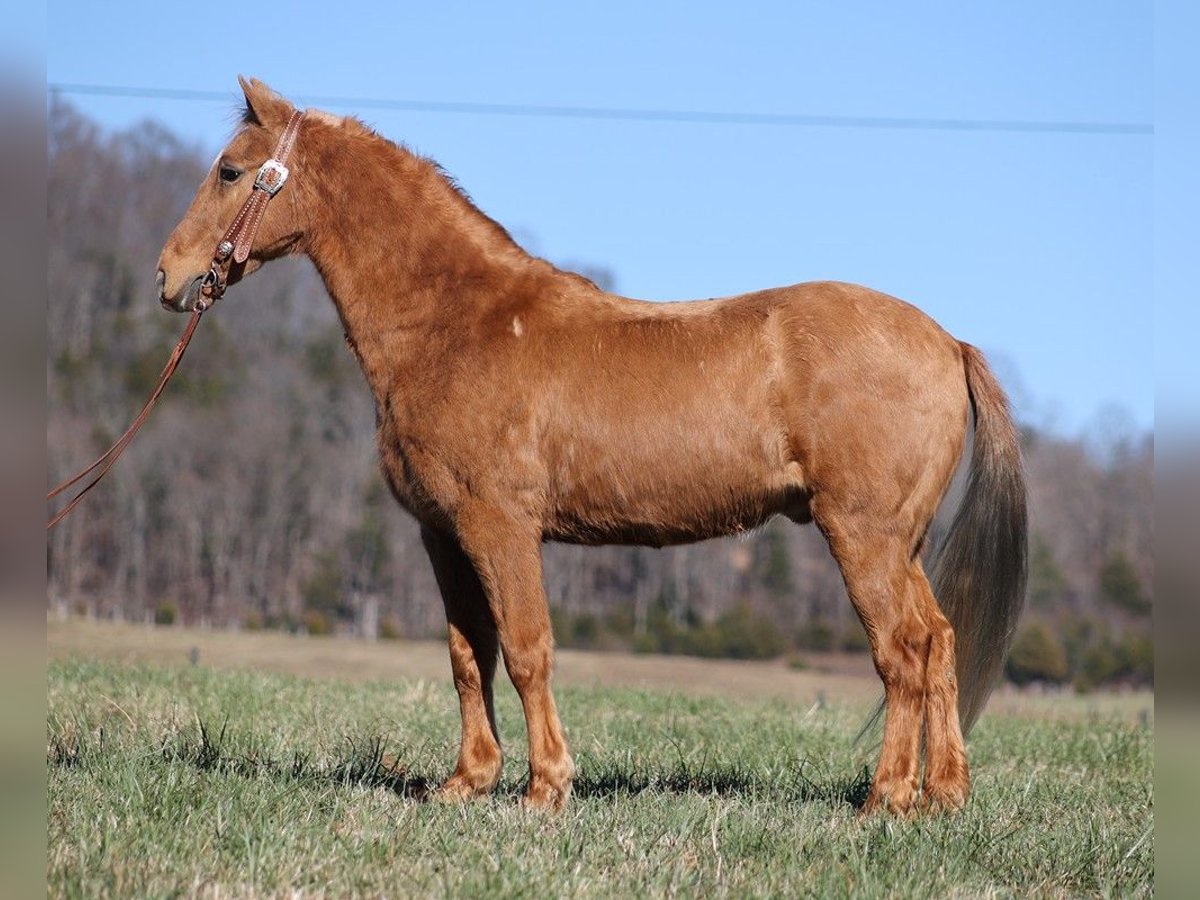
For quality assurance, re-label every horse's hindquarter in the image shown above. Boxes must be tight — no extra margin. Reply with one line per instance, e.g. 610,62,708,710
776,282,971,534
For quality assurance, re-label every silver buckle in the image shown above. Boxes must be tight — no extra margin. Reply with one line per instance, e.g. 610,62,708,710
254,159,289,196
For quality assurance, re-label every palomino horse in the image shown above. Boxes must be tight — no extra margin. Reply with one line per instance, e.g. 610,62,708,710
157,78,1027,816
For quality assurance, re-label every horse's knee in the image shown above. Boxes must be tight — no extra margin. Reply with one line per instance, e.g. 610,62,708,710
503,639,554,690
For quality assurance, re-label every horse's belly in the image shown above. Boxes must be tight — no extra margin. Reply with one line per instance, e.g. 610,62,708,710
543,434,807,547
544,505,797,547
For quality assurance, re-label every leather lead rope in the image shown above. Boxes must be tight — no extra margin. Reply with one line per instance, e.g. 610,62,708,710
48,109,306,530
47,309,203,530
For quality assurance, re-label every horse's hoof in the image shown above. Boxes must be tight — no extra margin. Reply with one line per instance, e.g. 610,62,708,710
433,770,497,803
521,777,571,812
859,780,920,819
921,782,969,813
432,778,474,803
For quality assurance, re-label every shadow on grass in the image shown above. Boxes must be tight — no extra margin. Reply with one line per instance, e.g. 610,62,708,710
48,720,871,810
48,720,434,800
572,765,871,809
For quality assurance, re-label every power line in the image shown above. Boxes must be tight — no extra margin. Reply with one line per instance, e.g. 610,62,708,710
49,82,1152,136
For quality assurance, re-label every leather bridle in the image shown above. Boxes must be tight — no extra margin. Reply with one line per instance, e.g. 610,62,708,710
47,109,306,529
197,108,306,309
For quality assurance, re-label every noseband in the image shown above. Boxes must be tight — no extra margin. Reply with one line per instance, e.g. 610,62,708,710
197,108,306,309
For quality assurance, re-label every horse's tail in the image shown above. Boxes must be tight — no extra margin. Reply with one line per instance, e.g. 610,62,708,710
932,342,1029,734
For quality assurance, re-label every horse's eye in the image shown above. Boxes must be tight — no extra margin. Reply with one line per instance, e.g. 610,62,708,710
219,165,243,184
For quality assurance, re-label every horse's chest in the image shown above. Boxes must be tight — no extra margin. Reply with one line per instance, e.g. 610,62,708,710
374,418,458,527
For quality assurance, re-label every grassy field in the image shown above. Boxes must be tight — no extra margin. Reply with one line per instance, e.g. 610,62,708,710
48,620,1153,897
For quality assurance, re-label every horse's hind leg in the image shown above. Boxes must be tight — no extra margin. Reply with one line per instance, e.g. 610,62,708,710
918,572,970,811
422,527,503,799
823,525,933,816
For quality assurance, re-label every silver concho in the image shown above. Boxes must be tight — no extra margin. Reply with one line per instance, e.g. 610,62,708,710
254,159,290,196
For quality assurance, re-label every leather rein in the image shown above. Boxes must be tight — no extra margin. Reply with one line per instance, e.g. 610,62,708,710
47,110,306,531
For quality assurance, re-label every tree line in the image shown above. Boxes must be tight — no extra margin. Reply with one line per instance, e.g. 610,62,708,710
46,101,1152,689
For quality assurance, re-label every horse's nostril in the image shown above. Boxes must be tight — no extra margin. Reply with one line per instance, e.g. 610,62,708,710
155,270,166,299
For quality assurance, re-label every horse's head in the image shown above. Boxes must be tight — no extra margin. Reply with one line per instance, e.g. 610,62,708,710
157,77,307,312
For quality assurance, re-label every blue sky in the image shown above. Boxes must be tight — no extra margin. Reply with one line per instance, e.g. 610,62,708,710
47,1,1153,436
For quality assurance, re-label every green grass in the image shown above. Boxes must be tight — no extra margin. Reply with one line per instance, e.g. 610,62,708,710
47,658,1152,898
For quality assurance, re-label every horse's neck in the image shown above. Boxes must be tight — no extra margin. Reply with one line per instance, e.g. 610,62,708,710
300,139,537,394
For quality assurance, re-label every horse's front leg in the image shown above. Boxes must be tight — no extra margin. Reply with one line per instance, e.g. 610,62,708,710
421,527,504,800
456,505,574,810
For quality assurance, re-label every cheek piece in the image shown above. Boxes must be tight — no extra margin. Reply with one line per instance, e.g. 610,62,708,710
198,109,305,309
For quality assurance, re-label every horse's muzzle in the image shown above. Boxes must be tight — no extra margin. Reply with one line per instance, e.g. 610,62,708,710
158,270,205,313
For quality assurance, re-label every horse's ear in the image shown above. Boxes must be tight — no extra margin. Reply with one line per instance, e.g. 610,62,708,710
238,75,293,128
